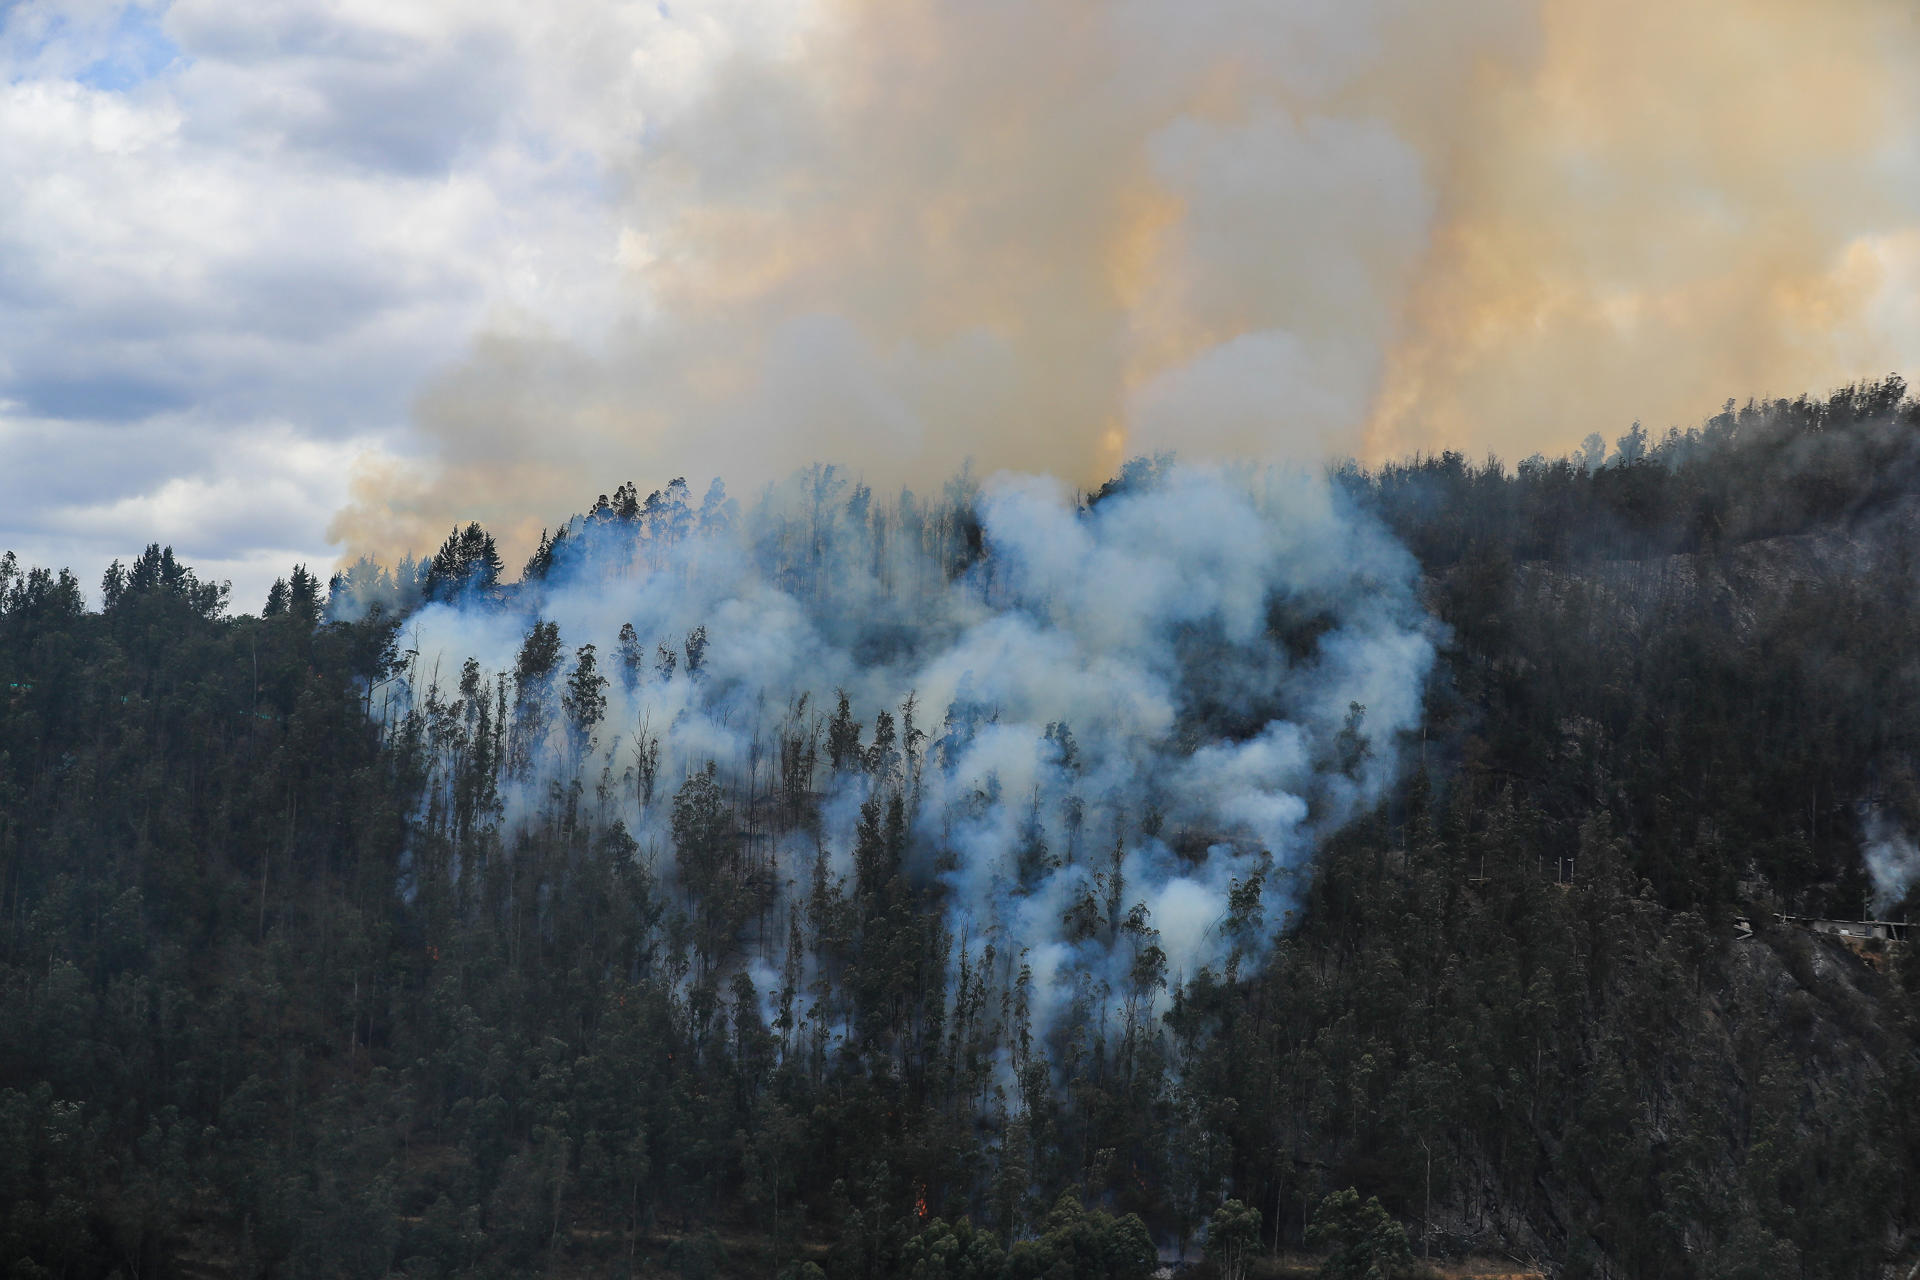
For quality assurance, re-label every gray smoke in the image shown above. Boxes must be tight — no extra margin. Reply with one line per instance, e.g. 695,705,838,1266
372,460,1434,1050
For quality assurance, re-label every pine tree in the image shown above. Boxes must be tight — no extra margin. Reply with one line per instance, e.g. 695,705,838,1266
426,523,505,601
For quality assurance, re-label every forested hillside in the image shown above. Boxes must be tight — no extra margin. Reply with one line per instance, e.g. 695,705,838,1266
6,379,1920,1280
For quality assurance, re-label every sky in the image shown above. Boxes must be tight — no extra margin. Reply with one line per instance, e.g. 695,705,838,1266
3,0,1919,611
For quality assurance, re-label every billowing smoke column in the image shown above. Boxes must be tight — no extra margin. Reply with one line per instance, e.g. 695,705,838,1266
328,0,1920,571
365,460,1433,1050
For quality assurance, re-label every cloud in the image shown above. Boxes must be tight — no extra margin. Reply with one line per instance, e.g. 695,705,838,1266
167,7,521,175
0,0,782,603
0,413,371,610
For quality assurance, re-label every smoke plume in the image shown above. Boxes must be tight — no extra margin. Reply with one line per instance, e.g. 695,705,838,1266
366,461,1433,1045
331,0,1920,569
1862,809,1920,918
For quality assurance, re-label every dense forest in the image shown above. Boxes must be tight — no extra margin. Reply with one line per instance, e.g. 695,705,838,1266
6,378,1920,1280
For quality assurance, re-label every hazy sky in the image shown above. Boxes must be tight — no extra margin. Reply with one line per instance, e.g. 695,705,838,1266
4,0,1918,609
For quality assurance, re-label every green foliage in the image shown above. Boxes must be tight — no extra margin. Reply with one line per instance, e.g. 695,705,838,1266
666,1229,728,1279
562,641,608,761
1306,1190,1411,1280
1207,1198,1262,1280
902,1216,1005,1280
901,1196,1153,1280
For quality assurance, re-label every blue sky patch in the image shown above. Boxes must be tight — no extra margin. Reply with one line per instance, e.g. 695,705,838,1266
75,4,180,92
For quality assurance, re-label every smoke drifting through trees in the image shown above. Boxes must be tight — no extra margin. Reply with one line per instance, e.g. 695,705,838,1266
348,461,1433,1058
1862,811,1920,918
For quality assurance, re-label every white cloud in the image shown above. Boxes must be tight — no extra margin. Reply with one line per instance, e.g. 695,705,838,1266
0,0,811,607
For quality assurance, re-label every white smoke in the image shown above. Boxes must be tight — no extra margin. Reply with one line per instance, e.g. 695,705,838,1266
372,460,1434,1050
1862,809,1920,918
